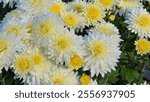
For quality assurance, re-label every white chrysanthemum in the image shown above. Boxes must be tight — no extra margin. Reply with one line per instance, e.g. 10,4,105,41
83,3,105,24
46,29,85,65
91,22,121,45
84,33,121,77
117,0,143,16
60,10,85,29
68,0,87,13
17,0,50,14
0,19,30,40
13,53,34,84
31,12,64,48
80,74,97,85
48,0,67,15
0,0,17,8
95,0,118,10
0,34,26,72
47,67,79,85
125,8,150,38
24,48,55,85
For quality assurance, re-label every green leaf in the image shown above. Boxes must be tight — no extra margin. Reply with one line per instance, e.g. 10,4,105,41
105,69,119,84
121,67,139,83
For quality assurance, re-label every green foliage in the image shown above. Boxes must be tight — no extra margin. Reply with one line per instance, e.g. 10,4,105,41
105,70,119,84
121,67,139,83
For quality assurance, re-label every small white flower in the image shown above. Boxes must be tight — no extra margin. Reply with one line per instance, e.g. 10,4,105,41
60,10,85,29
83,3,106,24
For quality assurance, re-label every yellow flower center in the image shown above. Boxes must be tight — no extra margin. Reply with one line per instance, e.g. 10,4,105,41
68,53,84,69
39,21,54,36
72,4,84,13
32,53,43,65
85,4,103,23
15,55,33,74
49,3,65,15
63,13,80,28
137,14,150,27
0,38,9,53
52,76,65,85
80,74,91,85
6,25,21,35
99,25,112,35
98,0,114,8
135,39,150,55
56,36,71,52
90,40,107,56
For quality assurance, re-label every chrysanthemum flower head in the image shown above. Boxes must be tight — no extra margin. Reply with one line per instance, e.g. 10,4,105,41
14,54,33,75
0,19,30,40
46,28,85,65
31,12,64,48
84,33,121,77
48,0,67,15
23,47,55,85
83,3,105,24
125,8,150,38
48,67,79,85
60,10,85,29
135,39,150,55
0,34,26,72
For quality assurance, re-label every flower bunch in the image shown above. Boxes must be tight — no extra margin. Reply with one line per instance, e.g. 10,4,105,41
0,0,150,85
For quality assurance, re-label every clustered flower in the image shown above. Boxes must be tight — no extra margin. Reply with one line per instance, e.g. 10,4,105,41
0,0,149,85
